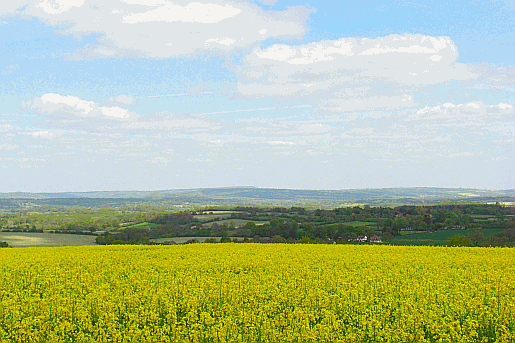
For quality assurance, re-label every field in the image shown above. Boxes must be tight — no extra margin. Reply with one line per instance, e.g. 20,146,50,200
125,222,158,229
150,237,245,244
390,228,506,245
194,212,238,222
200,219,269,228
0,232,97,247
0,244,514,342
333,221,378,227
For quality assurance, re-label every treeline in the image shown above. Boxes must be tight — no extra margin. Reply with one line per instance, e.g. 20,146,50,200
95,203,515,246
449,228,515,247
97,213,200,244
0,205,165,232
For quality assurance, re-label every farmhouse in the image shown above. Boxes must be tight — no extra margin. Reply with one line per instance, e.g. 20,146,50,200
348,235,368,243
370,235,382,243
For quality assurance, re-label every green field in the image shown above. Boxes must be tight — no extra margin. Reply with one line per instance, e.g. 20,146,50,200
201,219,268,228
0,232,97,247
125,221,157,229
390,228,506,245
194,213,234,222
150,236,245,243
343,221,378,227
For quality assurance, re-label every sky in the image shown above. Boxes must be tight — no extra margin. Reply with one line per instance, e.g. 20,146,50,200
0,0,514,192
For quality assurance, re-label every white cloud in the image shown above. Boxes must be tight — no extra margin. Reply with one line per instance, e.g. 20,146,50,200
0,143,17,150
25,94,338,137
205,37,236,47
5,0,313,59
450,152,473,157
35,0,85,14
471,63,515,86
26,94,139,132
23,93,512,170
0,124,14,132
26,93,229,133
102,95,138,107
0,2,28,16
235,34,476,112
408,101,514,122
348,128,374,135
122,2,241,24
119,112,225,134
28,130,62,139
101,107,132,119
268,140,294,145
31,93,137,121
489,122,515,138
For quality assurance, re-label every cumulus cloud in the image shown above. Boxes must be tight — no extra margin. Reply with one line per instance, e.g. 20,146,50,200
24,93,239,134
25,93,138,132
118,112,225,134
234,34,477,112
242,121,333,137
31,93,137,120
0,2,28,16
23,93,338,140
28,129,63,140
4,0,313,59
470,63,515,86
102,95,138,107
24,93,513,164
407,101,514,122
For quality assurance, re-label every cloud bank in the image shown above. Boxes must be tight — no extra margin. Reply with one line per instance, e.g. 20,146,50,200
235,34,477,112
1,0,314,58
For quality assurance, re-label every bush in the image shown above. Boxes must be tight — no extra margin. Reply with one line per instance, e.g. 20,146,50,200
297,236,313,244
0,241,9,248
184,239,200,244
271,235,286,243
448,235,472,247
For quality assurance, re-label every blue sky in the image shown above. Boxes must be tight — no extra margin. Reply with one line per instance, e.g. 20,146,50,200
0,0,513,192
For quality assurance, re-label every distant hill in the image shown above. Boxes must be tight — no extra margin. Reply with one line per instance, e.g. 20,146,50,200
0,192,47,199
0,187,513,200
0,187,513,209
190,187,515,201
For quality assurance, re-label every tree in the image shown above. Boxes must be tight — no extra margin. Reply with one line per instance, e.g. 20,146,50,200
468,230,485,246
417,222,428,232
220,236,232,243
382,232,393,242
271,235,286,243
298,236,313,244
448,235,472,247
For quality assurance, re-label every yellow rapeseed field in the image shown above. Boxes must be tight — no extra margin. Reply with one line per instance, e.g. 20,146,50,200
0,244,514,342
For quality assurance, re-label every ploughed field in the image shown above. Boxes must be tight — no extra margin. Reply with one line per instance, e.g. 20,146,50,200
0,245,514,342
0,232,97,247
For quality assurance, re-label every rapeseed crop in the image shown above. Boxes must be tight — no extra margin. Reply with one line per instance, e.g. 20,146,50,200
0,244,513,342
